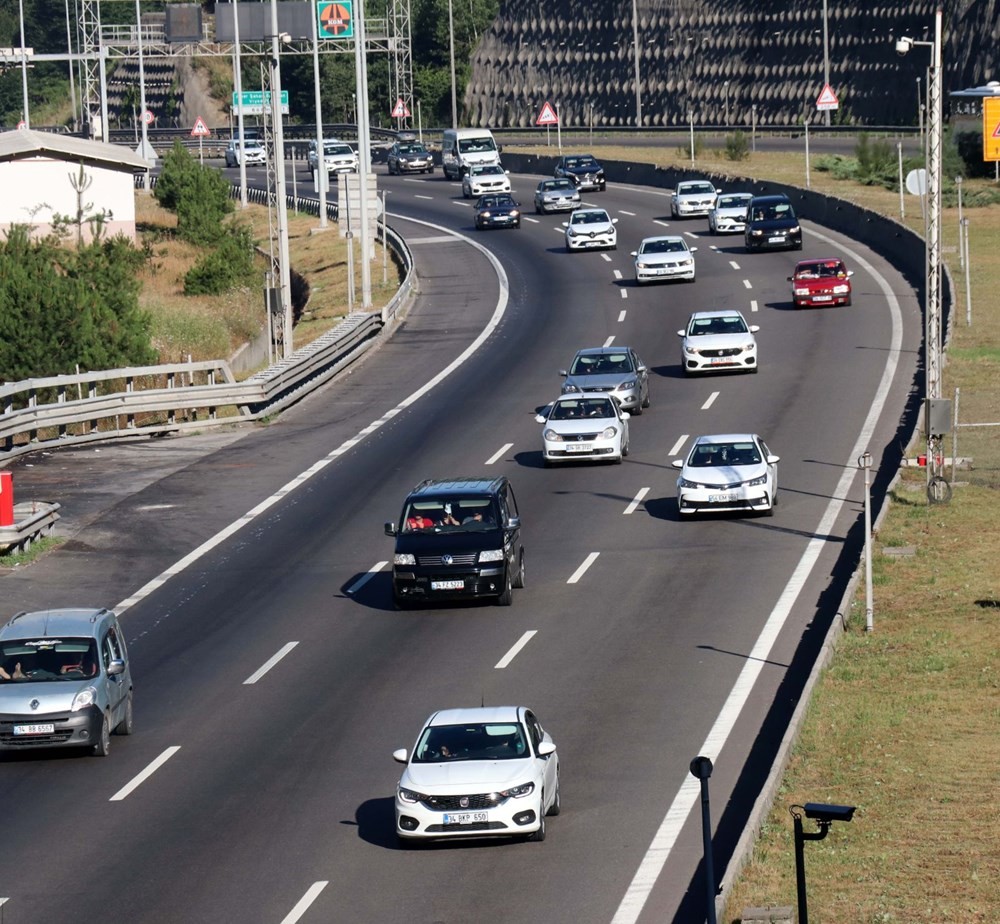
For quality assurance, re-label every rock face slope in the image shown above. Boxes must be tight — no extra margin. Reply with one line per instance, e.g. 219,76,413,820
464,0,1000,127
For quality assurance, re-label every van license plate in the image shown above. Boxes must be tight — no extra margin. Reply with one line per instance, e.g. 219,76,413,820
431,580,464,590
13,724,55,736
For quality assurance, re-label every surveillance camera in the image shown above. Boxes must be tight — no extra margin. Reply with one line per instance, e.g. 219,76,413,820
895,36,913,55
804,802,856,824
280,32,292,45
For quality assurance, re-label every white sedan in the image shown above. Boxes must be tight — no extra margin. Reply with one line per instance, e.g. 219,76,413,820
677,310,759,374
670,180,721,218
563,208,618,251
708,192,754,234
632,235,697,284
672,433,779,517
462,164,511,198
536,394,630,465
393,706,560,844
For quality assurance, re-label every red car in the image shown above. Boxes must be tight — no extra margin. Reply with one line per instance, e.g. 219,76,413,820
788,258,854,307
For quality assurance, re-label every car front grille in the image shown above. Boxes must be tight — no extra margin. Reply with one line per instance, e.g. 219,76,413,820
423,792,507,811
426,821,509,833
418,553,478,567
0,716,75,746
702,347,744,357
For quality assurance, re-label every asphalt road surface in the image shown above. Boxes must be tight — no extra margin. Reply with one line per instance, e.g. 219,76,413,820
0,164,922,923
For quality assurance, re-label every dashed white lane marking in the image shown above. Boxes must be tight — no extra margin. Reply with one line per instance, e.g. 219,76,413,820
668,434,689,456
603,335,616,347
729,260,741,270
414,194,433,200
701,392,719,410
621,289,628,299
244,642,299,685
567,552,600,584
485,443,513,465
750,299,759,312
611,225,906,924
136,504,176,511
281,882,329,924
613,269,623,280
453,201,471,208
110,746,182,802
618,310,627,323
654,219,671,228
495,630,538,669
345,562,388,595
623,488,650,515
684,231,698,240
113,216,510,617
619,210,636,216
601,253,613,262
524,217,541,224
743,279,753,289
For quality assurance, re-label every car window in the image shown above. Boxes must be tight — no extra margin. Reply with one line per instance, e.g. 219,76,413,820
414,722,529,762
524,711,544,750
0,637,100,682
505,483,519,520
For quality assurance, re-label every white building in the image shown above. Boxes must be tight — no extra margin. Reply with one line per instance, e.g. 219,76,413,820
0,130,150,243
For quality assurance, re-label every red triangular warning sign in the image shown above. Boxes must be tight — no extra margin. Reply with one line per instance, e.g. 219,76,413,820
391,98,410,118
536,101,559,126
992,120,1000,139
190,117,210,137
816,84,839,110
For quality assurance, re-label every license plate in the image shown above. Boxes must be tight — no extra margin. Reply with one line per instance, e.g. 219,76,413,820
709,357,731,365
431,579,465,590
768,236,786,243
566,444,589,452
443,812,489,825
813,295,832,301
13,724,55,736
708,493,739,503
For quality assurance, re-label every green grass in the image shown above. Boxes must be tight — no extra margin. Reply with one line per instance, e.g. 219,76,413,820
0,536,65,568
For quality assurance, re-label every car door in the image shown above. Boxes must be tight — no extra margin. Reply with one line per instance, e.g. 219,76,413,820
758,436,778,493
524,710,557,804
630,349,649,402
101,625,128,723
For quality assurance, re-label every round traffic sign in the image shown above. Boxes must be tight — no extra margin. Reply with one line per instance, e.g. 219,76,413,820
143,110,154,125
16,120,26,130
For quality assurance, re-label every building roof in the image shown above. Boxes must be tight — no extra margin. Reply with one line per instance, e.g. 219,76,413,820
0,129,150,171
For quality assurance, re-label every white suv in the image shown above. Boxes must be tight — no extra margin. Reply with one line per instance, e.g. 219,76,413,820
308,139,358,176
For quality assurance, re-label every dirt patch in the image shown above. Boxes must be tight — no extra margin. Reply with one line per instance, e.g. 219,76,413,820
177,58,230,132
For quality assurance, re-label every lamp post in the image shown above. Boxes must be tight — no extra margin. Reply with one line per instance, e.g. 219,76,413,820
134,0,150,191
821,0,831,126
689,757,718,924
631,0,642,127
723,81,729,126
859,451,874,631
791,803,856,924
17,0,29,127
447,0,457,129
268,0,293,359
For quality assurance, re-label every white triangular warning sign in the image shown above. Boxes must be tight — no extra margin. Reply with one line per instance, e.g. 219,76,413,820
536,101,559,126
391,98,410,118
190,117,210,137
816,84,839,111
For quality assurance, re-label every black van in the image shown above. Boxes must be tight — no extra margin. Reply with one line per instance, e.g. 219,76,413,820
744,194,803,252
384,476,524,608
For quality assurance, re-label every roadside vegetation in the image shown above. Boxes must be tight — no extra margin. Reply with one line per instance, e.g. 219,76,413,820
518,135,999,921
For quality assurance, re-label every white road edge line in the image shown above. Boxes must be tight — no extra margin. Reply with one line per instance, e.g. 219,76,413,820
567,553,600,584
668,435,689,457
485,443,513,465
624,488,650,515
610,226,905,924
244,642,300,685
113,217,510,616
345,561,387,595
495,630,538,669
280,882,329,924
109,746,182,802
701,392,719,410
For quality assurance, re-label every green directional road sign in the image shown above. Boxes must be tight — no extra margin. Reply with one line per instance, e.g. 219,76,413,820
318,1,354,40
231,90,289,116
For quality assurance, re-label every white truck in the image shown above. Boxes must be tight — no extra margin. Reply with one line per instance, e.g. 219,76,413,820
441,128,501,180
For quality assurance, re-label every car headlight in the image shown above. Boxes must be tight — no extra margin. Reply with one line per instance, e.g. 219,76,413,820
680,258,693,266
70,686,97,713
677,477,702,489
567,228,581,237
510,210,519,217
394,553,416,565
479,548,505,562
499,782,535,799
743,341,757,351
749,229,764,237
618,378,638,391
794,287,811,296
833,284,850,294
562,383,580,393
543,428,565,441
789,225,801,233
745,473,769,487
600,426,619,440
398,787,425,804
636,261,649,269
480,211,492,218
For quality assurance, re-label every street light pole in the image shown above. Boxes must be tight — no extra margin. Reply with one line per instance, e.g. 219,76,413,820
723,81,729,126
447,0,457,129
822,0,831,126
631,0,642,127
353,0,373,309
18,0,30,127
269,0,293,358
134,0,150,191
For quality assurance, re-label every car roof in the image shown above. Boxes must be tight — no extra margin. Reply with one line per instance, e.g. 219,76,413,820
0,607,114,640
795,258,844,268
572,346,633,358
750,194,791,204
639,235,685,244
570,208,609,217
693,433,759,445
688,309,747,320
426,706,523,726
408,476,507,498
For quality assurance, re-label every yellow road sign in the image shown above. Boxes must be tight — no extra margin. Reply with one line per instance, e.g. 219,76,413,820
983,97,1000,161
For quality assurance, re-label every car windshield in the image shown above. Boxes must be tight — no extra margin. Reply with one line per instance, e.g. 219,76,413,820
689,442,761,467
472,165,502,176
569,353,633,375
479,196,514,209
0,637,100,683
689,315,749,335
325,144,353,156
753,202,794,221
565,156,598,168
458,137,497,154
550,398,616,420
571,211,609,225
718,194,752,208
542,179,574,191
413,722,528,762
797,262,845,278
398,143,426,154
680,183,715,195
640,239,686,254
402,498,498,533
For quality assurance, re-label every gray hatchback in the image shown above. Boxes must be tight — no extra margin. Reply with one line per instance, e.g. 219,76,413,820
0,608,133,756
560,346,651,415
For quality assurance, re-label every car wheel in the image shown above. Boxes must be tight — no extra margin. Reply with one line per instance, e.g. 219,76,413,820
512,551,525,589
546,782,561,816
514,220,521,229
846,296,853,307
496,571,513,606
93,712,111,757
687,275,696,284
631,402,642,417
642,391,651,409
622,439,630,458
392,589,410,611
114,690,134,736
526,813,546,842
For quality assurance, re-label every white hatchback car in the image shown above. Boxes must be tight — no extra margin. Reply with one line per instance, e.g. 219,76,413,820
563,208,618,251
678,310,759,374
708,192,754,234
393,706,560,844
632,235,697,284
670,180,721,218
462,163,511,198
536,394,630,466
672,433,779,517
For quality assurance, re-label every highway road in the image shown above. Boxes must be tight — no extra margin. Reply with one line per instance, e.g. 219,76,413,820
0,163,922,923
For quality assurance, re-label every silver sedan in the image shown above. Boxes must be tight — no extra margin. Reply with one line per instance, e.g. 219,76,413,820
536,394,630,466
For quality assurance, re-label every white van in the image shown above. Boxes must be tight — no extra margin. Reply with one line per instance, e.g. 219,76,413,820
441,128,501,179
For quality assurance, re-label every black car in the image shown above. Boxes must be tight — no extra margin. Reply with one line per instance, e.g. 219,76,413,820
554,154,606,192
384,476,525,608
386,140,434,175
474,193,521,230
744,194,803,252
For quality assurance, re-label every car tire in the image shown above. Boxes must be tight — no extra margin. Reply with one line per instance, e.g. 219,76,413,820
687,275,696,284
845,297,853,307
526,813,546,842
514,220,521,229
631,402,642,417
512,551,525,589
496,571,513,606
622,439,630,458
93,712,111,757
393,589,410,611
114,690,134,736
546,782,561,816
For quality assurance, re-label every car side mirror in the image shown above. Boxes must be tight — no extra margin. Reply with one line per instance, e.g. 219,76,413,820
559,369,568,377
534,413,547,424
621,412,630,420
107,659,126,676
504,169,510,175
672,459,684,468
749,325,760,333
612,218,619,224
787,276,793,282
847,270,855,277
537,741,556,757
766,454,781,464
636,364,647,373
677,329,685,336
384,521,397,537
506,516,521,530
561,222,569,228
630,251,638,257
392,748,408,764
715,188,722,193
689,246,698,252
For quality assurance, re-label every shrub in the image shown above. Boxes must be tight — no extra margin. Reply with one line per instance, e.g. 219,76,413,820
724,131,750,161
183,224,256,295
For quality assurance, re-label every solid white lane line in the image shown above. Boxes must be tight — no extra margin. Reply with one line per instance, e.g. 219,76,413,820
611,226,906,924
495,630,538,669
750,299,759,312
618,310,627,323
244,642,299,685
729,260,741,270
485,443,513,465
654,219,671,228
345,562,387,595
114,217,510,616
613,269,623,280
624,488,650,515
668,434,689,456
280,882,329,924
743,279,753,289
603,335,616,347
567,552,600,584
110,746,182,802
701,392,719,410
621,289,628,299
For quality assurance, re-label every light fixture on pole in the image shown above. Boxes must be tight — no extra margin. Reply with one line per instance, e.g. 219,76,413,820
17,0,29,127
